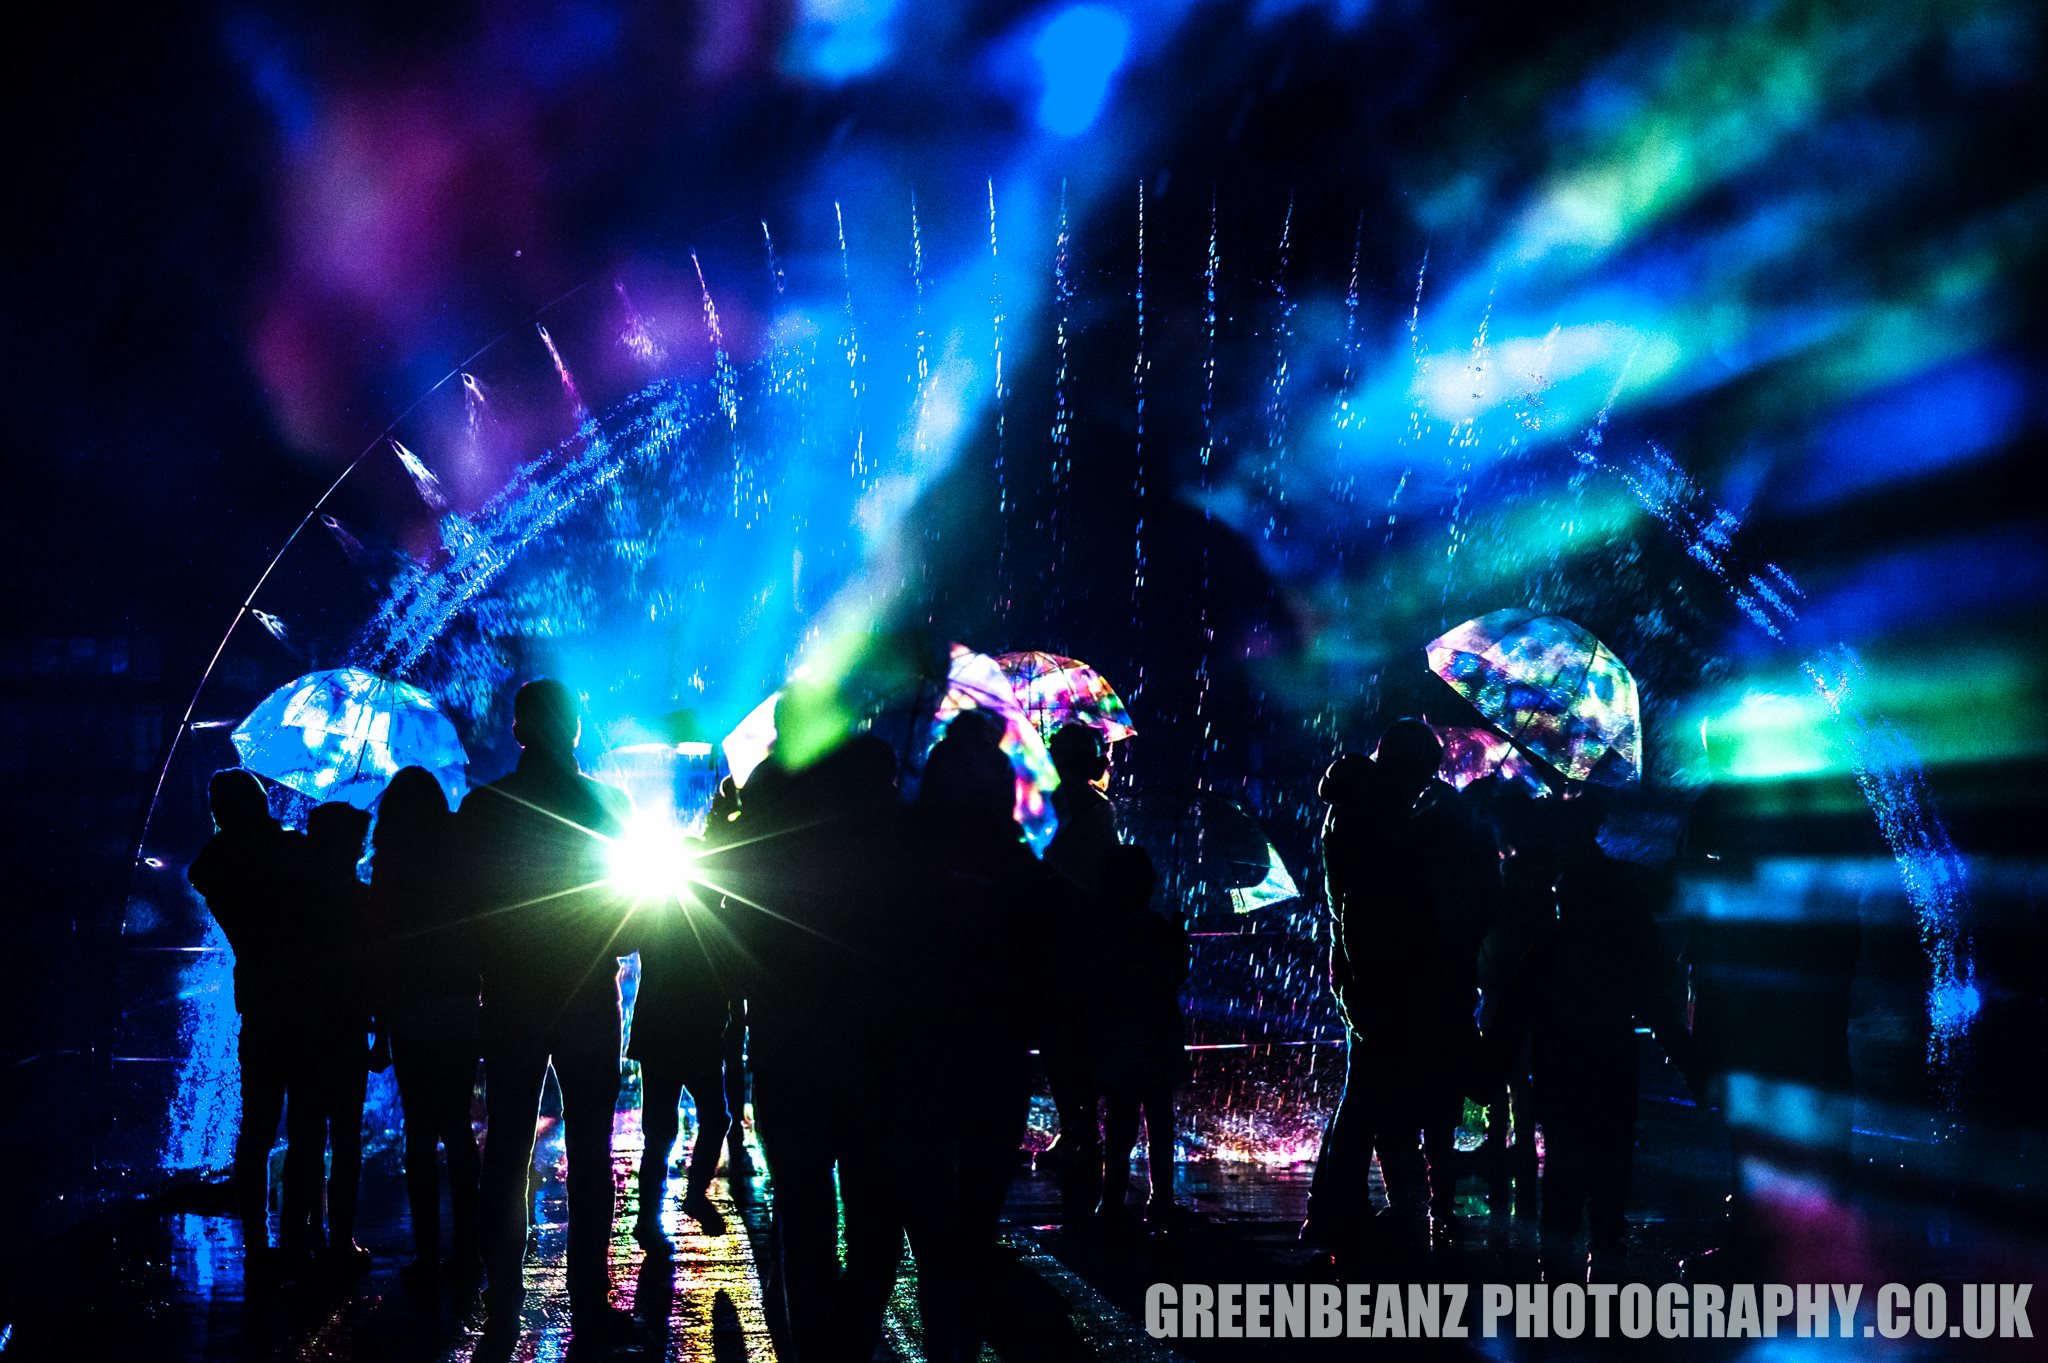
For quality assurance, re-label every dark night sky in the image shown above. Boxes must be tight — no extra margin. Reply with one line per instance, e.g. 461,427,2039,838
4,1,1581,652
4,0,2042,777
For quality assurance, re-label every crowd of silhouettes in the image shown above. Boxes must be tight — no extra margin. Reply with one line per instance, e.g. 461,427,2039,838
188,674,1769,1353
186,679,1196,1358
1303,716,1711,1285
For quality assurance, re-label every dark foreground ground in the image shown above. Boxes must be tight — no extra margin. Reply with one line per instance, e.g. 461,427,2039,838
4,1056,2046,1363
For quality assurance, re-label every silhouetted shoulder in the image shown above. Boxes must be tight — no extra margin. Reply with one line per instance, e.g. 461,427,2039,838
1319,753,1379,806
455,778,508,816
584,772,633,824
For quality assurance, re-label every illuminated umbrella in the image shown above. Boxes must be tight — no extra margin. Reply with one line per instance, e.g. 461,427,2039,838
1115,787,1302,919
231,667,468,808
1426,609,1641,785
991,651,1138,744
1429,722,1541,791
721,642,1061,852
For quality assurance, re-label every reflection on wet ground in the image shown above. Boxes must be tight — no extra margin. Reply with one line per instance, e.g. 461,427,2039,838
6,1068,2045,1361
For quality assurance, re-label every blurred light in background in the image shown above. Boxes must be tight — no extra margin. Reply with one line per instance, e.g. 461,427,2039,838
1033,5,1131,136
1701,692,1834,782
1789,354,2032,508
788,0,901,83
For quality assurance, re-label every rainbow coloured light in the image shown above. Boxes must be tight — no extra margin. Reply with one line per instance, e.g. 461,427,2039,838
1427,609,1642,785
992,650,1138,744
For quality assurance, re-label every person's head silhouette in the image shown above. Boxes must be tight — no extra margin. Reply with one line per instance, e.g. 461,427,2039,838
373,765,449,852
513,678,581,759
207,768,272,833
1048,722,1109,791
943,707,1006,750
1372,717,1444,798
308,801,371,874
837,731,901,794
920,726,1012,822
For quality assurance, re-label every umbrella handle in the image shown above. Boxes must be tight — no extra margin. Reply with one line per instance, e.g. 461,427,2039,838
1508,731,1571,795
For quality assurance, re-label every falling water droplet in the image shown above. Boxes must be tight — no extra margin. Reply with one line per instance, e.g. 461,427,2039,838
692,250,745,519
1261,195,1294,554
321,513,370,565
390,439,447,510
615,279,664,363
909,192,932,449
1130,178,1148,704
1047,180,1074,617
460,372,488,461
910,192,936,598
1195,192,1220,792
1441,274,1496,616
760,219,786,297
1327,213,1366,734
536,324,586,421
989,177,1012,621
834,202,868,492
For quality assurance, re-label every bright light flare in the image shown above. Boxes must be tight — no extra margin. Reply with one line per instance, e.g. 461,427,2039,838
606,817,700,904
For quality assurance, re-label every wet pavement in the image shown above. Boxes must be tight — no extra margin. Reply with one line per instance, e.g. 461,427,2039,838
5,1061,2046,1361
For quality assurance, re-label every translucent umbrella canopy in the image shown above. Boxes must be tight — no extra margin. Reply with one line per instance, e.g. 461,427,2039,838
1114,786,1302,919
721,642,1061,851
231,667,468,809
1429,722,1542,791
1426,609,1641,785
991,650,1138,744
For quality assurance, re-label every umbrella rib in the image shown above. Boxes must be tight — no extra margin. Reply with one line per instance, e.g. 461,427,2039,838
1488,629,1603,782
1552,643,1604,779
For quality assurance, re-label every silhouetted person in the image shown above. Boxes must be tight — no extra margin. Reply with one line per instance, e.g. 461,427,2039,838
705,775,756,1180
1528,791,1694,1281
722,714,903,1363
281,801,375,1272
461,679,637,1339
891,715,1052,1363
1040,722,1120,1198
1092,845,1189,1229
369,765,482,1292
1469,776,1551,1205
630,858,734,1247
1045,723,1119,891
1304,719,1492,1260
188,768,304,1275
